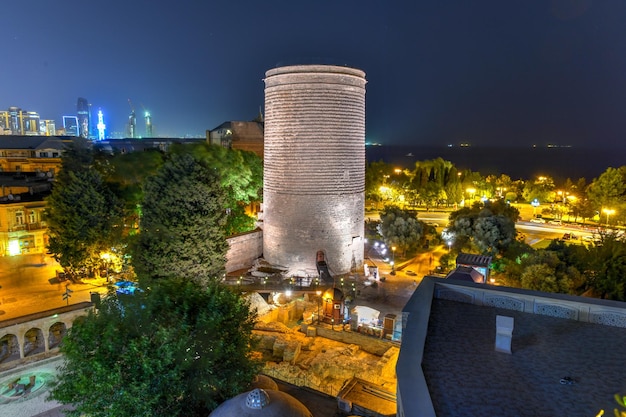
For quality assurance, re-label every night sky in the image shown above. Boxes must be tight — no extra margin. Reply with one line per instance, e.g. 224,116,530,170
3,0,626,148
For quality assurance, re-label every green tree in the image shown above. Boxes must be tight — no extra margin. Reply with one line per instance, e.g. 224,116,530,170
587,167,626,209
45,139,123,277
521,264,560,293
106,149,165,235
378,206,424,256
172,144,262,234
472,215,517,256
50,278,260,416
132,152,229,284
448,200,519,256
521,175,554,204
586,234,626,300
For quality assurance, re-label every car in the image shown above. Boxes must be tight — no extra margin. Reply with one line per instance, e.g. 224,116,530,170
562,233,577,240
406,270,417,276
529,218,546,224
548,220,562,226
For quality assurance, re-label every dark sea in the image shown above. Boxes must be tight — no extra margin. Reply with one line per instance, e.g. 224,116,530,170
365,145,626,183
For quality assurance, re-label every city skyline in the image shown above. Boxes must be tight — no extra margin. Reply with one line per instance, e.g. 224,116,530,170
3,1,626,147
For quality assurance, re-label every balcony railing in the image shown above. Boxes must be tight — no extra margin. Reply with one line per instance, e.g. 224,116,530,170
7,222,46,232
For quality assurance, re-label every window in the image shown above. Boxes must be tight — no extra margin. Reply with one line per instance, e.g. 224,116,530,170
29,210,36,223
15,210,24,225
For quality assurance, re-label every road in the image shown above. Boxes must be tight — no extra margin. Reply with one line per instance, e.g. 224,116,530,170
0,254,108,322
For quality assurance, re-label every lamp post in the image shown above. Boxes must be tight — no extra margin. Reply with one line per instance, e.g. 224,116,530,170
531,198,540,216
391,246,396,274
602,208,615,227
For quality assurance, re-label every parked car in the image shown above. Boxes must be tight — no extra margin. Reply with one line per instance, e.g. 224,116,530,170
548,220,562,226
530,218,546,224
406,270,417,276
562,233,577,240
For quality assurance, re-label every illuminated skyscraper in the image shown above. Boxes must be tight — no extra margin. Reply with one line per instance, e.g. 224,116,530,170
77,97,90,138
62,116,79,136
0,107,42,135
96,109,106,140
40,120,56,136
144,111,152,137
8,107,24,134
24,112,40,135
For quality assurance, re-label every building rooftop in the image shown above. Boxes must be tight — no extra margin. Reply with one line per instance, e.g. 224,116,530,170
424,297,626,416
397,277,626,417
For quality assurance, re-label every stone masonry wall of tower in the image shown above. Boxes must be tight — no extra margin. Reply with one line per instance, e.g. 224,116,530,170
263,65,366,276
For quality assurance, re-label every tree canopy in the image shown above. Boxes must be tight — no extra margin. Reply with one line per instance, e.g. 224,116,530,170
447,200,519,256
45,139,123,277
50,278,261,416
378,206,424,256
132,152,229,284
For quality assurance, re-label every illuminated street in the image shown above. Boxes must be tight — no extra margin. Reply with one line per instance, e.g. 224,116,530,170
0,254,108,322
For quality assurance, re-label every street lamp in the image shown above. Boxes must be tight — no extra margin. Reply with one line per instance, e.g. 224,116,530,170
531,198,540,215
391,246,396,274
602,208,615,227
447,241,452,252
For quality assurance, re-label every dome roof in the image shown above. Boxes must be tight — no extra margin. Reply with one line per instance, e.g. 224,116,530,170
209,389,312,417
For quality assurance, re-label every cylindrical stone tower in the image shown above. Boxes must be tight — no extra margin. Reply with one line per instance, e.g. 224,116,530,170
263,65,366,276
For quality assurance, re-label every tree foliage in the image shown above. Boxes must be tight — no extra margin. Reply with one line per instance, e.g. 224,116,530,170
448,200,519,256
50,279,261,416
132,152,229,284
587,167,626,210
378,206,424,255
45,139,123,276
586,234,626,300
170,143,262,234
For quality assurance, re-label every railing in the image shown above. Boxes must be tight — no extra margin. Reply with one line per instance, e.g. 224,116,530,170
7,222,46,232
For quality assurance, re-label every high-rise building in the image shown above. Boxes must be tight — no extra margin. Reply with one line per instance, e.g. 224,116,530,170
24,112,40,135
0,110,11,134
145,111,153,137
39,120,56,136
8,107,24,134
0,107,41,135
62,116,79,137
128,109,136,138
77,97,90,138
96,109,106,140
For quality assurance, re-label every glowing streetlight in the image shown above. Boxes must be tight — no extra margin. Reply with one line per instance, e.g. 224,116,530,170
466,188,476,201
531,198,540,215
391,246,396,274
602,208,615,226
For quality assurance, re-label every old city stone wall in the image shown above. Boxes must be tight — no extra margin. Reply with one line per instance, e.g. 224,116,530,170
225,229,263,273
